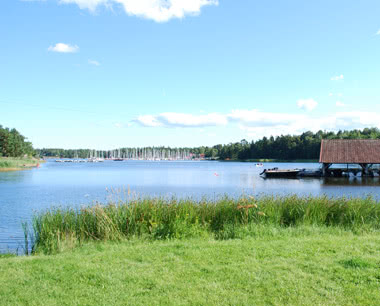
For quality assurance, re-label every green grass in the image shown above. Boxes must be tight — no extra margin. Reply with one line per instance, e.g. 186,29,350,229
1,227,380,305
0,157,41,171
0,253,16,259
29,195,380,254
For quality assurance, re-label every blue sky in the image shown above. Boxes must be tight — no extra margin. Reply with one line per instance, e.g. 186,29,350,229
1,0,380,149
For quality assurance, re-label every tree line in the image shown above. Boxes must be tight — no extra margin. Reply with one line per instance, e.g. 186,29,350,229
37,127,380,161
0,125,35,157
192,128,380,160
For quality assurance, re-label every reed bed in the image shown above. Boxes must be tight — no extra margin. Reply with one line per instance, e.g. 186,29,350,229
29,195,380,254
0,157,40,170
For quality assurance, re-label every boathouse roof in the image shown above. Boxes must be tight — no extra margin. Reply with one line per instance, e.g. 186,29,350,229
319,139,380,164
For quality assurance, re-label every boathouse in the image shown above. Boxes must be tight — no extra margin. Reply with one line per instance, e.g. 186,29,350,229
319,139,380,177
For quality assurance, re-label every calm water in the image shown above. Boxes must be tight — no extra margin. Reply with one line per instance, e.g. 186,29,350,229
1,160,380,251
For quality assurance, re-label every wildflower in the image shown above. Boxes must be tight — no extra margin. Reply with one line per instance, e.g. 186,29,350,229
258,211,266,216
237,204,257,210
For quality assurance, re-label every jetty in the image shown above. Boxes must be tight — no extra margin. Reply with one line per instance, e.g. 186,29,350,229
261,139,380,178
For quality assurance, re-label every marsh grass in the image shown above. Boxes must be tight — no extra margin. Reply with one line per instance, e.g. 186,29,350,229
0,249,17,258
0,157,40,170
28,195,380,254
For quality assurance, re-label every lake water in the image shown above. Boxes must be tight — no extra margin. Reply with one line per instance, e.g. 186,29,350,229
1,160,380,252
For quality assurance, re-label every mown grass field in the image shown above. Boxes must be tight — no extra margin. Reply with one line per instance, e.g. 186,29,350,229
0,157,41,171
1,227,380,305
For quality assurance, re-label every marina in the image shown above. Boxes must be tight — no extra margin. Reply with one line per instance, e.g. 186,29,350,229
53,148,195,162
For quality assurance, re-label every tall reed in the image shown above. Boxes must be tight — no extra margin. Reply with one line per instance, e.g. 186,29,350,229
29,195,380,254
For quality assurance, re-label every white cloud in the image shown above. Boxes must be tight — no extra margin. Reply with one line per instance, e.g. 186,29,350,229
134,109,380,139
228,109,304,127
59,0,107,11
331,74,344,81
48,43,79,53
297,98,318,111
329,93,333,97
136,112,227,128
241,112,380,139
337,93,343,97
88,59,100,66
332,112,380,130
230,110,329,139
376,29,380,35
58,0,218,22
336,101,345,107
136,114,161,127
114,122,123,128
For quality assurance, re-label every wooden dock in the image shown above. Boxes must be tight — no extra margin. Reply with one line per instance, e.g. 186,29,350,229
261,139,380,178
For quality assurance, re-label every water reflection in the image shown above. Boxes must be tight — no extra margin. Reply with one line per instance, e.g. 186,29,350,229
322,177,380,186
0,170,30,183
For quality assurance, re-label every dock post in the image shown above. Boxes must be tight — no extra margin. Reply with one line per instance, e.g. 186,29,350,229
322,163,331,177
359,163,369,176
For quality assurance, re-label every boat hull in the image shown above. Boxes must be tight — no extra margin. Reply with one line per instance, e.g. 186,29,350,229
262,170,301,178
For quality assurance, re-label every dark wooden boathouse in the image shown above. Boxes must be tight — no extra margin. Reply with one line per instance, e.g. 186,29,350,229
319,139,380,177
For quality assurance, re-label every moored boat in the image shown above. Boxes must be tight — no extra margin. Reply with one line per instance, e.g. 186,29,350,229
260,168,301,178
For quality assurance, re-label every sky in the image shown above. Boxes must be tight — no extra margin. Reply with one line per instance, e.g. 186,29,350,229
1,0,380,149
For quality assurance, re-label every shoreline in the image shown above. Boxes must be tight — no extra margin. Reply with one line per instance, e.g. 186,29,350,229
26,195,380,255
0,158,44,172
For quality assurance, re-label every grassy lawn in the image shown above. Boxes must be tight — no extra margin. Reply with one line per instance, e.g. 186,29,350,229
1,227,380,305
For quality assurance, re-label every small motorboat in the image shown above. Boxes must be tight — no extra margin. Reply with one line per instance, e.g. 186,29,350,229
260,168,301,178
255,163,264,167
